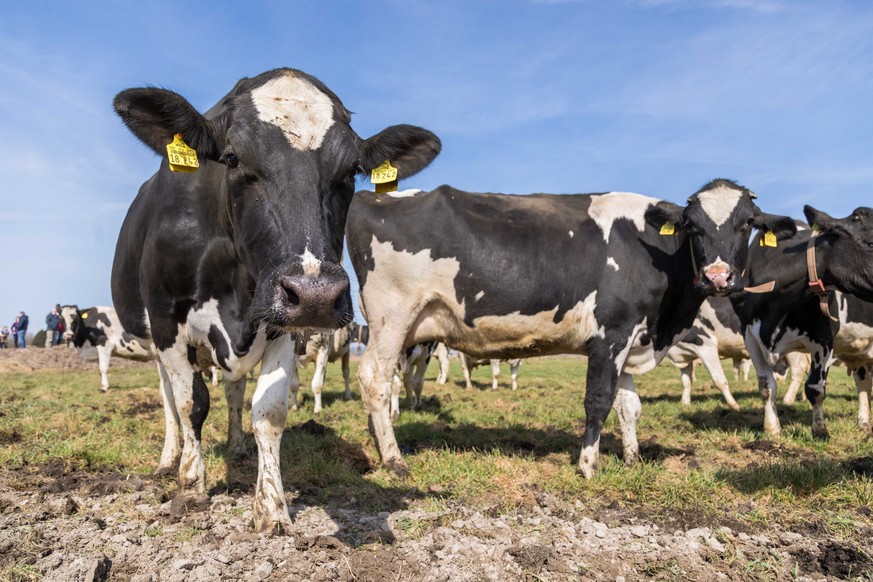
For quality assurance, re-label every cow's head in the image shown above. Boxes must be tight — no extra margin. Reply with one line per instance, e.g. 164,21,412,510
646,179,796,295
59,305,82,344
114,69,440,331
804,205,873,300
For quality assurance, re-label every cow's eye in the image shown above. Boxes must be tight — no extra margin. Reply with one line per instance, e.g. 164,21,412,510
865,241,873,249
223,153,240,169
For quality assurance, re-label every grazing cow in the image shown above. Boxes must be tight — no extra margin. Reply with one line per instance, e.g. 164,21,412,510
289,324,354,413
111,68,439,532
733,209,873,438
348,179,795,478
60,305,155,391
778,294,873,431
459,354,523,391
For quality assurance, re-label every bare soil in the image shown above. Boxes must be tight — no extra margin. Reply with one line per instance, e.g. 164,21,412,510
1,350,871,581
0,346,152,374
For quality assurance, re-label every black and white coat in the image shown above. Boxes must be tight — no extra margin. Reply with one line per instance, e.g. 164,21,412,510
348,179,795,478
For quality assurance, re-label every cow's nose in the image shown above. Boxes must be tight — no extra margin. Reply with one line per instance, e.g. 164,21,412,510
704,267,735,290
279,268,351,329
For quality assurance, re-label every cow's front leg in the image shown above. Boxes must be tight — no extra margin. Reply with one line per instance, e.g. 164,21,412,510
159,348,211,516
805,350,832,439
577,342,620,479
460,354,474,390
679,363,694,406
612,372,642,467
699,352,740,411
490,360,500,390
156,361,181,475
359,339,407,476
251,334,294,534
289,363,301,412
854,366,872,432
225,376,247,458
97,345,112,392
509,360,521,391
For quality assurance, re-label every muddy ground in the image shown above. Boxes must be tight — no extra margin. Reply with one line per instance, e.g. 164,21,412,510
1,349,871,581
0,346,151,374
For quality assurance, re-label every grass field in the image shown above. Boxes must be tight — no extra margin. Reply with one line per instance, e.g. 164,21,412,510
2,354,871,544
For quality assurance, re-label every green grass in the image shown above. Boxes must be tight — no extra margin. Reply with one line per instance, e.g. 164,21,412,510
1,355,872,538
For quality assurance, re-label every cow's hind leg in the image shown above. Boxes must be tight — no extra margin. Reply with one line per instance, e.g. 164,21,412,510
612,372,642,467
460,354,474,390
156,361,181,475
679,363,694,406
435,343,449,385
699,351,740,411
509,360,521,390
805,348,832,440
225,376,247,458
310,345,329,414
251,335,295,534
490,360,500,391
577,342,620,479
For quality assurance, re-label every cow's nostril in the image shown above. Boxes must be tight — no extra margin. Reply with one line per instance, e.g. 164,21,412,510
284,285,300,306
334,294,345,311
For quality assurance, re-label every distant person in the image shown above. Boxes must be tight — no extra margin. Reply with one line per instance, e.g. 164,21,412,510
15,311,28,348
0,325,9,348
45,308,61,348
10,318,19,348
53,303,64,345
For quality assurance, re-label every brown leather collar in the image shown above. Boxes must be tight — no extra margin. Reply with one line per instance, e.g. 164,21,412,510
807,229,838,322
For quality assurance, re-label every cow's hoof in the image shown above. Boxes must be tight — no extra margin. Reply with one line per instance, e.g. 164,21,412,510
99,387,109,393
226,439,248,460
680,399,691,406
170,492,210,518
154,465,177,477
252,514,293,535
575,464,596,480
859,421,871,433
782,396,797,406
385,459,410,479
728,402,741,412
812,426,830,440
623,453,641,467
390,412,400,424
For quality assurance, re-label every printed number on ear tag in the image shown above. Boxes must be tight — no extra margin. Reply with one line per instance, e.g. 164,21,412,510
371,160,398,194
166,134,199,173
659,223,675,236
760,231,777,247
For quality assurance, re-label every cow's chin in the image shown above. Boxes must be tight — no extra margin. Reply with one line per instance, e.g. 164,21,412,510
696,280,742,298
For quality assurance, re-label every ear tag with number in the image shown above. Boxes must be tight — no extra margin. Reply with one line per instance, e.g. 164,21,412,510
659,222,676,236
166,134,199,173
760,231,777,247
370,160,398,194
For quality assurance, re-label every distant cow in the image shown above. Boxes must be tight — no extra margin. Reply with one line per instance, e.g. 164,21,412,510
459,354,523,391
349,179,795,478
290,323,362,413
390,341,437,420
111,68,439,532
60,305,154,391
733,210,873,438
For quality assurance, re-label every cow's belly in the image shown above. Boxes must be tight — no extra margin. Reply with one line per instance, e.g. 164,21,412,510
407,291,602,359
835,321,873,367
714,330,749,360
114,337,155,361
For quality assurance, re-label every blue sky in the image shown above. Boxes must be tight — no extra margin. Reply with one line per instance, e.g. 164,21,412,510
1,0,871,329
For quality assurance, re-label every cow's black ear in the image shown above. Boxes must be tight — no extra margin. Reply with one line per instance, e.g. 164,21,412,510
114,88,220,161
804,205,851,237
360,125,441,180
644,202,683,231
750,212,798,241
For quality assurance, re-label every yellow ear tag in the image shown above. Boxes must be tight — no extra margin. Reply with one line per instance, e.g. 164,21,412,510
659,222,676,236
370,160,398,194
166,133,199,173
81,312,88,319
760,231,777,247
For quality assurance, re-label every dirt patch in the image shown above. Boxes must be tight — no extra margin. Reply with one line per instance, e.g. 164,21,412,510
0,346,152,372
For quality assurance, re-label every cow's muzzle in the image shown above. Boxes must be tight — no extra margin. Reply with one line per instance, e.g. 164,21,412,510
702,263,740,295
275,261,352,330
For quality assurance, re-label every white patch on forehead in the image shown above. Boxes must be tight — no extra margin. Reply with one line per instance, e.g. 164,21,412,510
606,257,619,271
588,193,660,243
251,74,336,151
301,248,321,277
696,186,743,228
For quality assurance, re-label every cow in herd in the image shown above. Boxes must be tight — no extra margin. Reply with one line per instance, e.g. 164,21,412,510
105,67,873,533
112,68,440,532
459,354,523,391
347,180,800,478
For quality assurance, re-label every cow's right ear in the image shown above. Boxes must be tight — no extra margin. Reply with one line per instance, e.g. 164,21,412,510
359,125,441,181
644,202,684,232
749,212,798,241
113,88,220,161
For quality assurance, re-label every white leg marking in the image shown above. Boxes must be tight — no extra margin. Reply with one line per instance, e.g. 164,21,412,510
156,361,181,475
612,373,642,466
97,345,112,392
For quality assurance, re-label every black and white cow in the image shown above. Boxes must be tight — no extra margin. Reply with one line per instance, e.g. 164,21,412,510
778,293,873,431
348,179,795,478
733,209,873,438
60,305,155,391
111,68,439,532
390,341,437,420
289,324,354,414
459,354,523,391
